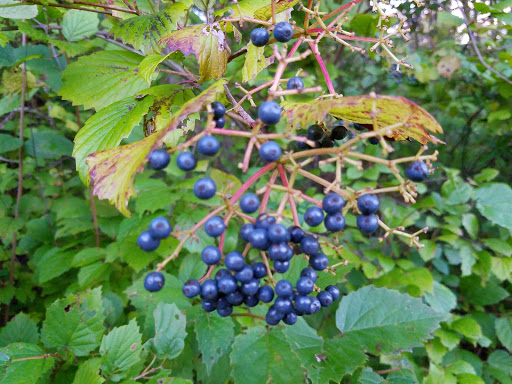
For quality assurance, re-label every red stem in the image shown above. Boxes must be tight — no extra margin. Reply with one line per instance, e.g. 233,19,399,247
277,165,300,226
287,37,303,59
308,41,336,94
259,170,279,214
229,162,277,205
307,29,379,42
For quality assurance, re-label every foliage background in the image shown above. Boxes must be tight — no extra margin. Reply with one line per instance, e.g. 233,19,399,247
0,0,511,383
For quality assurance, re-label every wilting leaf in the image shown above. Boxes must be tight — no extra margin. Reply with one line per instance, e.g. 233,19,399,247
282,95,443,144
242,43,274,83
254,0,300,20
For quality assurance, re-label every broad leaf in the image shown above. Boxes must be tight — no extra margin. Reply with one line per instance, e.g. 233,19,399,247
496,317,512,352
0,0,38,19
72,358,104,384
242,44,274,83
359,368,386,384
336,286,447,354
195,313,234,374
283,95,444,144
0,313,39,347
214,0,269,18
148,303,187,359
62,10,99,42
41,287,105,356
254,0,300,20
0,343,54,384
59,51,148,111
474,183,512,230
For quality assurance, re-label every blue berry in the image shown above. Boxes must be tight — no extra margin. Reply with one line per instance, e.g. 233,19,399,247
300,267,318,282
325,285,340,301
269,243,292,261
331,124,347,140
215,268,231,282
235,264,254,283
258,102,282,125
144,271,165,292
268,224,291,243
322,192,346,214
148,217,172,239
194,177,216,199
240,193,260,214
176,152,196,171
288,226,305,243
308,297,321,314
275,280,293,297
217,306,233,317
296,277,314,295
273,21,293,42
320,136,334,148
215,116,226,128
241,279,260,295
204,216,226,237
240,223,254,242
198,135,220,156
216,297,230,310
324,212,346,232
201,245,222,265
249,228,269,250
252,262,267,279
250,28,269,47
200,279,218,300
259,141,282,162
225,251,245,272
307,125,323,141
294,295,312,313
217,275,238,294
202,300,216,312
304,206,324,227
255,214,276,230
244,295,259,307
274,297,293,314
296,136,310,150
283,312,298,325
405,161,429,182
300,235,319,255
309,253,329,271
148,149,170,170
266,307,283,325
369,137,379,145
357,194,380,215
257,285,274,303
317,291,333,307
353,123,366,131
182,279,200,297
137,231,160,252
287,76,304,90
273,260,290,273
357,214,379,233
226,290,244,306
211,101,226,119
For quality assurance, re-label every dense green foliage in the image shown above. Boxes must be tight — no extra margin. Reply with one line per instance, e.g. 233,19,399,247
0,1,511,383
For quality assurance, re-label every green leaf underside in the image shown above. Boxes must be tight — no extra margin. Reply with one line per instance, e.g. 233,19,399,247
86,80,227,216
59,51,148,111
195,313,234,374
62,10,99,42
474,183,512,230
0,0,38,19
336,286,447,354
283,95,444,144
242,43,274,83
0,343,54,384
149,303,187,359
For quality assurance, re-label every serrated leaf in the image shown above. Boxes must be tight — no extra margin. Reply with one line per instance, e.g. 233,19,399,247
283,95,443,144
195,313,234,374
230,326,305,384
423,281,457,314
0,133,22,154
100,319,142,378
0,0,38,19
336,286,447,354
34,247,73,284
475,183,512,230
73,95,155,184
72,358,105,384
242,43,274,82
0,343,54,384
496,317,512,352
359,368,386,384
50,39,88,58
0,313,39,347
254,0,300,20
41,287,105,356
86,80,226,216
160,23,229,81
62,10,99,41
149,303,187,359
60,51,148,111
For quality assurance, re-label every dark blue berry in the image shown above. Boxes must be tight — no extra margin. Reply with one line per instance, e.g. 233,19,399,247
148,149,170,170
300,235,319,255
287,76,304,90
357,214,379,233
268,224,291,243
369,137,379,145
144,271,165,292
215,117,226,128
331,124,347,140
217,306,233,317
274,297,293,314
273,260,290,273
200,279,218,300
176,152,196,171
296,136,310,150
244,295,259,307
240,223,255,242
275,280,293,297
300,267,318,282
194,177,216,199
353,123,366,131
235,264,254,283
252,262,267,279
309,253,329,271
226,290,244,306
259,141,282,162
204,216,226,237
198,135,220,156
324,212,346,232
288,226,305,243
294,295,312,313
137,231,160,252
182,279,200,297
257,285,274,303
320,136,334,148
357,194,380,215
308,297,321,314
322,192,346,214
296,277,314,295
317,291,333,307
273,21,293,42
325,285,340,301
215,269,230,282
201,245,222,265
255,214,276,230
307,125,323,141
216,297,230,310
148,216,172,239
249,228,269,250
269,243,293,261
225,251,245,272
241,279,260,295
211,101,226,119
202,300,216,312
240,193,260,214
250,28,269,47
217,275,238,294
405,161,429,182
304,206,324,227
258,102,281,125
266,308,282,325
283,312,298,325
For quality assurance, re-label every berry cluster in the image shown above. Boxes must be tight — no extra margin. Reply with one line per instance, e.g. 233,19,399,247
296,122,348,149
250,21,294,48
137,216,172,252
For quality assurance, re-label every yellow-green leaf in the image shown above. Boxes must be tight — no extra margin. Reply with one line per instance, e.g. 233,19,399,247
242,43,274,83
254,0,300,20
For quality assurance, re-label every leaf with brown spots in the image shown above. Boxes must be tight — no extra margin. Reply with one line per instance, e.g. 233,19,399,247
282,94,444,144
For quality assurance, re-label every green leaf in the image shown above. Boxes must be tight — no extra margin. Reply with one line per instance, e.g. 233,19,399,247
41,287,105,356
359,367,386,384
242,44,273,83
461,214,479,240
437,11,463,26
50,39,88,58
254,0,300,20
62,10,99,41
148,303,187,359
0,313,39,347
0,31,9,47
194,0,215,11
496,317,512,352
423,281,457,314
0,0,38,19
491,256,512,281
0,133,22,154
73,95,155,184
214,0,269,18
34,247,73,284
482,238,512,256
487,350,512,384
72,358,105,384
100,319,142,379
474,168,499,183
475,183,512,230
230,326,304,384
195,313,234,374
451,317,482,343
59,51,148,111
139,54,169,84
460,276,509,306
0,343,54,384
25,131,73,160
336,286,447,354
